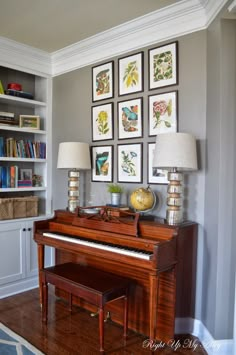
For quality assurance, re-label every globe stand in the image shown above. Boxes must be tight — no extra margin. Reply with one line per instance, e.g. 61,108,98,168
130,186,157,221
137,213,155,221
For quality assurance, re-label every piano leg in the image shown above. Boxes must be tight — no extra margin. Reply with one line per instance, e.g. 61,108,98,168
149,274,159,341
37,244,45,306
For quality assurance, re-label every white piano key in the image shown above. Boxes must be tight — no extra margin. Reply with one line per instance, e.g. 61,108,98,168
43,232,152,260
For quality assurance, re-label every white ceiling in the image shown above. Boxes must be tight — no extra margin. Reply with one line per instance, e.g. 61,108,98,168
0,0,181,53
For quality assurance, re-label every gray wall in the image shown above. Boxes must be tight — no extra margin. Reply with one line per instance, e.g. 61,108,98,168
203,17,236,339
52,17,235,339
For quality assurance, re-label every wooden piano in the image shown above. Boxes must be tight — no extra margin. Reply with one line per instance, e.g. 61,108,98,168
34,207,197,343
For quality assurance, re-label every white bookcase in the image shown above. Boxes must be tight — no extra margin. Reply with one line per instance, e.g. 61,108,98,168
0,65,53,298
0,66,52,217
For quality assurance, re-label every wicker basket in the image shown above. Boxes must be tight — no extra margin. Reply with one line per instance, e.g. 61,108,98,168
0,196,39,220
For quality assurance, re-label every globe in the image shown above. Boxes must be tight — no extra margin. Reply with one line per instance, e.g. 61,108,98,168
130,186,156,212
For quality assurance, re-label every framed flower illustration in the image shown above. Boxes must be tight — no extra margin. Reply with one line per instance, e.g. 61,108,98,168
92,103,113,141
148,90,178,136
92,61,114,102
91,145,113,182
149,41,178,90
118,52,144,96
117,143,142,183
117,98,143,140
147,143,168,184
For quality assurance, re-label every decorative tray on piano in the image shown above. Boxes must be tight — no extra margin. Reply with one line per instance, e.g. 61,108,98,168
72,206,139,237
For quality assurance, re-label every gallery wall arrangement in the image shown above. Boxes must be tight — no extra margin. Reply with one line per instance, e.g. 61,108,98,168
91,41,179,186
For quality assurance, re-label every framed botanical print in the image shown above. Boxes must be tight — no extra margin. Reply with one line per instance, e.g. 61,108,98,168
91,145,113,182
147,143,168,184
149,41,178,90
117,143,142,183
118,52,144,96
117,98,143,140
92,61,114,102
148,90,178,136
92,103,113,141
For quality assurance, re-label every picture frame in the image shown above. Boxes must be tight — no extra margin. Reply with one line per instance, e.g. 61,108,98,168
92,103,113,141
148,90,178,136
91,145,113,182
20,168,33,181
118,52,144,96
19,115,40,130
117,98,143,140
147,143,168,184
117,143,142,183
149,41,178,90
92,61,114,102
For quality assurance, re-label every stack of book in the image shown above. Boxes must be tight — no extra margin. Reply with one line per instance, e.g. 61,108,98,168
0,111,18,126
4,89,34,100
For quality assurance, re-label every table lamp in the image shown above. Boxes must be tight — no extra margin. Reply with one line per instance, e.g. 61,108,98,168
153,132,197,225
57,142,91,212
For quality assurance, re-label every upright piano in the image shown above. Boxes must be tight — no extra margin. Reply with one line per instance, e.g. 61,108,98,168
34,208,197,342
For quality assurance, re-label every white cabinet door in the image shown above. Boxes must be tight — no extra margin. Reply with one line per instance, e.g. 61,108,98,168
0,221,26,285
26,221,54,277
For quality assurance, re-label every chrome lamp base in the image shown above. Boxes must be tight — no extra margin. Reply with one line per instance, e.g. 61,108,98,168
166,171,183,225
68,169,80,213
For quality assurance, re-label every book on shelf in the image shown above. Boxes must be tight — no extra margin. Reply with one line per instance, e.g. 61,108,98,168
0,137,4,156
0,81,4,95
4,89,34,100
0,137,46,158
0,111,15,119
18,179,32,187
0,165,18,188
1,166,7,188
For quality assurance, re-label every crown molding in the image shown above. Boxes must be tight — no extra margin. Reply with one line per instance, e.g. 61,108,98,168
0,37,51,77
0,0,227,77
51,0,227,76
228,0,236,12
203,0,229,26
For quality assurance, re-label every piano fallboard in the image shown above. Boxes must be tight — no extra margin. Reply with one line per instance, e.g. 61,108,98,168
34,209,197,343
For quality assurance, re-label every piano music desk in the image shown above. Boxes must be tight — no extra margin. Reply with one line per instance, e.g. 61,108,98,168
41,262,131,353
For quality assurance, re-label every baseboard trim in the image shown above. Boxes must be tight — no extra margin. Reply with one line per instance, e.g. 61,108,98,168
175,317,234,355
0,277,39,299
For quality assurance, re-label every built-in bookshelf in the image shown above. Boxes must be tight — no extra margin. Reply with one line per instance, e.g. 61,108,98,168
0,65,52,219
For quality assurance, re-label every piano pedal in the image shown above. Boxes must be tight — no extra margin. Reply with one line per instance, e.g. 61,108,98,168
104,311,111,322
90,311,99,318
90,311,112,323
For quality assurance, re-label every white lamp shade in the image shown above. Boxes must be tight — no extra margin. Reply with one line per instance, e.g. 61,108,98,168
153,132,197,170
57,142,91,170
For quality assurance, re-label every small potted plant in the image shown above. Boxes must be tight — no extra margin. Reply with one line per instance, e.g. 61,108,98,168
107,183,124,206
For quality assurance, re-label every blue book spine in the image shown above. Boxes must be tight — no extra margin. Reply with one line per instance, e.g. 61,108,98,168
0,137,4,157
1,166,7,188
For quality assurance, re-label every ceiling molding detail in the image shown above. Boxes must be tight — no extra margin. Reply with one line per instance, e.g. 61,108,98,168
0,36,51,77
51,0,227,76
0,0,227,77
228,0,236,12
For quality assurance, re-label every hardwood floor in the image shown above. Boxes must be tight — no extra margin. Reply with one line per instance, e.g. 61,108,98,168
0,287,208,354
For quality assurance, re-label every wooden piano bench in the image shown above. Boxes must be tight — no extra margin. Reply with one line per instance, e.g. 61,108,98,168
40,262,131,353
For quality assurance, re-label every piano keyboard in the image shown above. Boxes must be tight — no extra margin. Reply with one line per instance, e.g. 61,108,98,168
43,232,153,260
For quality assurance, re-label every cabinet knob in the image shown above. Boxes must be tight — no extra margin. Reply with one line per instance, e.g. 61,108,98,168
23,228,26,232
28,228,31,231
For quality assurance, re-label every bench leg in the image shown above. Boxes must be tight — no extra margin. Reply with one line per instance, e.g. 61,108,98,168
42,281,48,323
123,295,128,339
99,307,104,353
69,293,72,312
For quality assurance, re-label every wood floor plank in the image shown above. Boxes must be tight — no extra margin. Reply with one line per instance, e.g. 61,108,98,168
0,287,207,354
